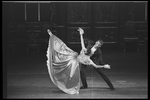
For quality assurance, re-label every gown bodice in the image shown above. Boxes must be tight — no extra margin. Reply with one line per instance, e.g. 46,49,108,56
77,49,91,65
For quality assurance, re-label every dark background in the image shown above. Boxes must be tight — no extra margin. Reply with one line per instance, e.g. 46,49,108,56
3,1,147,50
2,1,148,99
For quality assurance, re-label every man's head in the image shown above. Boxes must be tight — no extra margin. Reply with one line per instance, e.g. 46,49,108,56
95,39,103,48
84,38,94,47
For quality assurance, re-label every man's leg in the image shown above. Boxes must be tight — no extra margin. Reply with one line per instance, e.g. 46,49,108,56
94,67,115,90
80,64,88,89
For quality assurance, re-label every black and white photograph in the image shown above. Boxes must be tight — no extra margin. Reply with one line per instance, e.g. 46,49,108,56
3,1,148,99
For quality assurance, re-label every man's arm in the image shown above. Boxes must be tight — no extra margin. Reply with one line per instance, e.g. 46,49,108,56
96,48,111,68
92,48,105,65
97,48,105,65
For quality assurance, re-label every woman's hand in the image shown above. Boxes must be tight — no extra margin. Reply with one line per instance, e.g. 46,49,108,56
104,64,110,69
96,64,110,69
77,27,84,35
47,29,53,36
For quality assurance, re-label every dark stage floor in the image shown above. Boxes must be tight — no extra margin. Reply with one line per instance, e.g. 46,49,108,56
6,48,148,99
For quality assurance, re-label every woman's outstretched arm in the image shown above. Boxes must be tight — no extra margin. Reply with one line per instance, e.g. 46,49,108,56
86,58,110,69
77,28,87,51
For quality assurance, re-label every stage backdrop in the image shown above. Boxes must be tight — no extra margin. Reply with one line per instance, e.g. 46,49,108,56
3,1,147,50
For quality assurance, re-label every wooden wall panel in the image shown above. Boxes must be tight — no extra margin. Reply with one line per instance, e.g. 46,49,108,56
134,2,146,21
40,3,55,23
95,27,117,43
26,3,38,22
95,2,117,23
68,3,90,24
14,3,25,22
68,27,89,44
122,2,147,22
3,2,148,49
93,2,118,44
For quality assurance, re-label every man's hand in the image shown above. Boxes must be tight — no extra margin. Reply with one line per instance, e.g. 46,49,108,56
104,64,110,69
77,27,84,35
84,61,90,65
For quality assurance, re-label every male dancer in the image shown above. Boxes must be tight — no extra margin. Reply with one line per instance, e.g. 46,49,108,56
79,29,115,90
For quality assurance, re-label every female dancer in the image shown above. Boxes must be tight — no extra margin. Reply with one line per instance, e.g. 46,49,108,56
46,28,110,94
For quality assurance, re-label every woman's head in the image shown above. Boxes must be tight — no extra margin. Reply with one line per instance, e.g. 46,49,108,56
94,39,103,48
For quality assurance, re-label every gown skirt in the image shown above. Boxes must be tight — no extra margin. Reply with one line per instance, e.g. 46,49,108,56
46,34,81,94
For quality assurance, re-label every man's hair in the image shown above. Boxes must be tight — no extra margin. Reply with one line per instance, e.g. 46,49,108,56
96,38,103,45
84,38,103,47
84,38,94,46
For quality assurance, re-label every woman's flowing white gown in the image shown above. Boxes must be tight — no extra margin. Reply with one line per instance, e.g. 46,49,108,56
46,33,80,94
